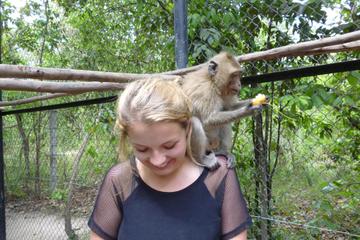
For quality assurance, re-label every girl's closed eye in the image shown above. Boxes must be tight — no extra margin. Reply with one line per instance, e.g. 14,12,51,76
163,142,177,150
135,147,148,153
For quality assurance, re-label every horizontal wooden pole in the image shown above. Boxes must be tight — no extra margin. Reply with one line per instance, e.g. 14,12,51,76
293,40,360,57
164,30,360,75
237,30,360,62
0,93,70,107
0,65,178,83
0,78,127,93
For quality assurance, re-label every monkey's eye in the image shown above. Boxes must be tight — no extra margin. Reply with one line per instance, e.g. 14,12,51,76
229,79,239,85
231,72,240,79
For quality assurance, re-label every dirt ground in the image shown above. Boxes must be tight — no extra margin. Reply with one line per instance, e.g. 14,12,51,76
6,209,89,240
5,187,96,239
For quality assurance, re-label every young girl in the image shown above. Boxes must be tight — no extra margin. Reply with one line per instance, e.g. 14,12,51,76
88,77,252,240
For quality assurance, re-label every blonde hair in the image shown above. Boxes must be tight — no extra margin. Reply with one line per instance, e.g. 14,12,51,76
115,77,196,163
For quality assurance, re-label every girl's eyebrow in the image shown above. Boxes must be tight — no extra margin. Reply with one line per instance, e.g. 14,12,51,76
132,138,178,147
132,143,147,148
162,139,179,146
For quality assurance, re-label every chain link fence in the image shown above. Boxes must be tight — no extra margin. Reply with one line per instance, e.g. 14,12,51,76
2,0,359,239
4,100,118,239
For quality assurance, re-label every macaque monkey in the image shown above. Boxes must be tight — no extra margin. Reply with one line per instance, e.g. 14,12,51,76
179,52,267,169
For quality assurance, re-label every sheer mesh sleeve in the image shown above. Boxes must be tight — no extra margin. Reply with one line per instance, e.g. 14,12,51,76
220,168,252,239
88,162,134,240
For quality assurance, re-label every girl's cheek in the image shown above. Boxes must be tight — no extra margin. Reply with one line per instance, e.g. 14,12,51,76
134,151,149,161
168,145,186,156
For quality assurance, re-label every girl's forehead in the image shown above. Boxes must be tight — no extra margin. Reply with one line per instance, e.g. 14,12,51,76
128,121,185,142
128,120,182,130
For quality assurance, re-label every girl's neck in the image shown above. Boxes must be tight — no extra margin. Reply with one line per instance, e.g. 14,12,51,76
136,158,203,192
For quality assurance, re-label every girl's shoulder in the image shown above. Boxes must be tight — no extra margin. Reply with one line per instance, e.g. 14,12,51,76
203,153,236,195
107,160,133,179
102,160,137,200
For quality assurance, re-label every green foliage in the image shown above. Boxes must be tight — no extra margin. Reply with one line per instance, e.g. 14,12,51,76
312,177,360,234
50,189,67,201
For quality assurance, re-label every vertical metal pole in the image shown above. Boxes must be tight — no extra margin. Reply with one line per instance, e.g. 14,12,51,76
0,93,5,240
0,0,6,238
174,0,188,69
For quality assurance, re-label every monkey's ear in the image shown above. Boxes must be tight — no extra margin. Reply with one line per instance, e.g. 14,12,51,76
208,60,218,77
174,76,184,86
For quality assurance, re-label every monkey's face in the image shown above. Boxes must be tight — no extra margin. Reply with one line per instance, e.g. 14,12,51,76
209,52,242,96
223,71,241,96
128,121,190,177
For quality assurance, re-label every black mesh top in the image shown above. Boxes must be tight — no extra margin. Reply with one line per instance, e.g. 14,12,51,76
88,155,252,240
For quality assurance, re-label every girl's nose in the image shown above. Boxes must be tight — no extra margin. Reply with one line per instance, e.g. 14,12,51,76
149,151,167,167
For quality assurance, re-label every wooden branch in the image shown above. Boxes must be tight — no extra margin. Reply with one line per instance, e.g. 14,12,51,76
0,93,70,107
0,78,126,93
0,31,358,87
161,64,206,76
163,30,360,75
0,65,178,82
291,40,360,57
237,30,360,62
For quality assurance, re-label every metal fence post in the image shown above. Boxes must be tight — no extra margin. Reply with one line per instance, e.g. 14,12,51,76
0,0,6,238
174,0,188,69
0,91,5,240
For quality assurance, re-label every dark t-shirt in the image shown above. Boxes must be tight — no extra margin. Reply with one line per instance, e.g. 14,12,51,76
88,155,252,240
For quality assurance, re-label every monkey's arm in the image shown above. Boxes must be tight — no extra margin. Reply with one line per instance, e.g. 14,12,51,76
230,94,268,110
228,98,252,110
203,105,260,129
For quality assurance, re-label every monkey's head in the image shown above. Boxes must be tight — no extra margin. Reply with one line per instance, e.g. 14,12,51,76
207,52,242,96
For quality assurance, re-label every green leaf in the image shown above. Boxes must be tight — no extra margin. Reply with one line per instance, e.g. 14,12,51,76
87,145,98,158
319,199,333,212
298,95,311,110
199,28,210,41
344,96,355,106
280,95,293,105
223,13,233,27
322,183,336,193
339,191,352,198
318,88,329,101
348,71,360,87
312,95,323,107
319,181,329,188
332,97,342,106
332,180,343,187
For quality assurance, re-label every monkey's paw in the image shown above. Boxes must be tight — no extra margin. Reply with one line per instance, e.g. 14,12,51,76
225,153,236,169
213,151,237,169
202,151,220,171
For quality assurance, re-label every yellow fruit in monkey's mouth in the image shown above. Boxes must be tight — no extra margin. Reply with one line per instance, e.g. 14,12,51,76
252,94,267,106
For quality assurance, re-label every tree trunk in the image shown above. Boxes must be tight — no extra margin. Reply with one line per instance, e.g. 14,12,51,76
49,110,57,193
15,114,30,189
64,133,90,239
33,112,42,198
253,112,270,240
